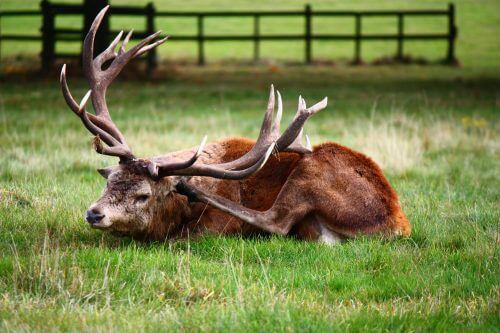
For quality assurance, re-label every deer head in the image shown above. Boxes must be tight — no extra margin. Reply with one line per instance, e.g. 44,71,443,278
61,6,327,239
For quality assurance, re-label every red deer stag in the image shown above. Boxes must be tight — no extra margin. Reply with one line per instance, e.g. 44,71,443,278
60,6,410,244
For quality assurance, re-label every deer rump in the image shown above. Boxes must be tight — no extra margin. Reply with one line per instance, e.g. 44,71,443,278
60,6,411,244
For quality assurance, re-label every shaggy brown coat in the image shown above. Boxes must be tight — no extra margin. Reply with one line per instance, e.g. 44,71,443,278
128,137,412,241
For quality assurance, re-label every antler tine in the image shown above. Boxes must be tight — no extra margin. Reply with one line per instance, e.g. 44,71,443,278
272,90,283,134
60,64,79,114
277,96,327,152
247,86,279,142
285,128,310,154
107,30,165,77
120,30,134,55
150,135,208,179
82,5,108,84
94,30,123,68
305,134,312,151
283,96,310,154
265,84,275,128
135,35,170,58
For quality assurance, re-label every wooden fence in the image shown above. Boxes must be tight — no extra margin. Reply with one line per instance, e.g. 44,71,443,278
0,1,458,71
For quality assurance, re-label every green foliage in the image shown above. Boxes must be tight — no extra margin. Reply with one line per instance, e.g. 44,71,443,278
0,65,498,331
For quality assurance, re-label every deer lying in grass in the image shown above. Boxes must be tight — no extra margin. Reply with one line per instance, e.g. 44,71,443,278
60,6,410,244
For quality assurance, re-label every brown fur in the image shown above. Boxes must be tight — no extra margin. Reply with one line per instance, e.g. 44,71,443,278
88,137,410,242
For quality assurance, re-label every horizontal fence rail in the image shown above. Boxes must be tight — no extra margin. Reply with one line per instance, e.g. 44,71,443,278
0,1,458,71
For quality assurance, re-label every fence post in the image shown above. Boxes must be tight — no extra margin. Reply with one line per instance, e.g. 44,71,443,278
396,13,404,60
353,13,361,64
41,0,55,71
446,3,457,64
197,14,205,65
146,2,156,75
253,14,260,62
304,4,312,64
0,16,2,63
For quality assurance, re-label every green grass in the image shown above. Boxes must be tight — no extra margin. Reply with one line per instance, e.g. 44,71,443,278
0,1,499,331
0,0,499,68
0,65,498,331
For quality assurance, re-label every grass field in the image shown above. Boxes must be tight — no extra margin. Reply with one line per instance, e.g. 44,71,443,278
1,0,500,67
0,65,498,331
0,0,499,332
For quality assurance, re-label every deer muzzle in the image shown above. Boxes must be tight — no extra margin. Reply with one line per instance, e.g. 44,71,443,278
86,207,106,227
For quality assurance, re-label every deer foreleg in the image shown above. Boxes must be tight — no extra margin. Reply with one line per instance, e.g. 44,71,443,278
176,179,308,235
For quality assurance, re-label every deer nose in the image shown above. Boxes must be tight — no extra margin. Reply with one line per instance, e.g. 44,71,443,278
86,208,105,225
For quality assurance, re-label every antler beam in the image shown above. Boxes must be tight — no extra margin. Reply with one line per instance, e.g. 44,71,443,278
148,86,327,180
60,5,168,163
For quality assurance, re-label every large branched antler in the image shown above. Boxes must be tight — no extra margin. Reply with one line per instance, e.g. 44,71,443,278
60,5,168,162
165,90,328,227
147,85,328,180
60,5,328,180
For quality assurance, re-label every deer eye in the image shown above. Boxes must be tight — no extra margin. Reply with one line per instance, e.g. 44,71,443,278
135,194,150,204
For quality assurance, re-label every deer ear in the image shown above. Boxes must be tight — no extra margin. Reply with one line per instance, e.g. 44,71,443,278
97,166,116,179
